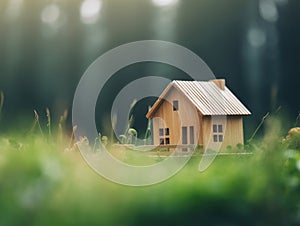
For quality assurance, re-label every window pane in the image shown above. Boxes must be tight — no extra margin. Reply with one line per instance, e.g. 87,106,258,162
159,128,164,136
173,100,178,111
165,138,170,144
182,127,187,144
218,125,223,133
213,135,218,142
165,128,169,136
219,135,223,142
213,124,217,133
189,126,194,144
160,138,164,145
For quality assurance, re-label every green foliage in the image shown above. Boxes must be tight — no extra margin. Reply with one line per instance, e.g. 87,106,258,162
195,144,203,153
226,145,232,151
58,110,68,144
247,112,270,143
236,143,244,151
158,148,168,152
31,110,44,137
126,128,138,145
0,132,299,226
128,128,137,137
46,108,51,138
101,135,108,146
284,128,300,150
119,134,127,144
0,114,300,226
143,106,152,145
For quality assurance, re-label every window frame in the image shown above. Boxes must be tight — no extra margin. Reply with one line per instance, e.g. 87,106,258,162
213,135,218,142
218,125,223,133
189,126,194,144
165,128,170,136
165,137,170,144
212,124,224,143
218,135,223,142
159,128,164,136
159,127,170,145
213,124,218,133
160,138,164,145
173,100,179,111
182,126,188,144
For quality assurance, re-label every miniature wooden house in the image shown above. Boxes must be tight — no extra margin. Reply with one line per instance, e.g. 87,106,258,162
146,79,251,151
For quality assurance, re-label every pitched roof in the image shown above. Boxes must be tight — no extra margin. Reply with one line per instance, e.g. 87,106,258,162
146,80,251,118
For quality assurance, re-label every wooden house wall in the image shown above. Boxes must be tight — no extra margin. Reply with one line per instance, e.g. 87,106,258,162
151,87,245,151
152,87,199,146
202,115,244,151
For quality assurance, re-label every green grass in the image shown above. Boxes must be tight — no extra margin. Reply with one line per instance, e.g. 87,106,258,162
0,109,300,225
0,129,299,226
109,146,163,165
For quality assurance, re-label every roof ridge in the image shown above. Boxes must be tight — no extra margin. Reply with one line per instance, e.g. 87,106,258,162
147,80,251,118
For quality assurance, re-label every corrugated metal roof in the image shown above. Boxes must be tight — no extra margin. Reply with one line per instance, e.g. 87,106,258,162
147,80,251,117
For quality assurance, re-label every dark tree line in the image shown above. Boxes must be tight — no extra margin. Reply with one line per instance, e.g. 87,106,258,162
0,0,299,136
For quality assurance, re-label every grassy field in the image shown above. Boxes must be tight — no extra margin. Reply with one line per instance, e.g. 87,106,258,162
0,121,300,226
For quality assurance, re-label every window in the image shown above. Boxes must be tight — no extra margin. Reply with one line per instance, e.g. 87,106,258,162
213,124,218,133
165,128,169,136
213,135,218,142
160,138,164,145
159,128,164,136
182,126,187,144
218,125,223,133
212,124,223,142
173,100,178,111
165,138,170,144
219,135,223,142
189,126,194,144
159,127,170,145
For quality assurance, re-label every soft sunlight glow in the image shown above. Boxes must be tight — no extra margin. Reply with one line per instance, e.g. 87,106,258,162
152,0,178,7
41,4,60,25
259,0,278,22
80,0,102,24
247,28,266,48
4,0,24,21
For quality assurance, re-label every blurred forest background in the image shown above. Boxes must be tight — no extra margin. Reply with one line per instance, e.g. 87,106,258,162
0,0,299,138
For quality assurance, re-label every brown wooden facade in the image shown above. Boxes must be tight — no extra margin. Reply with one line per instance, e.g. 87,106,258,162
146,80,251,151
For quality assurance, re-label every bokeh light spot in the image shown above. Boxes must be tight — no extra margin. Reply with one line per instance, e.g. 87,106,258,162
41,4,61,25
4,0,24,21
152,0,178,7
247,28,266,48
80,0,102,24
259,0,278,22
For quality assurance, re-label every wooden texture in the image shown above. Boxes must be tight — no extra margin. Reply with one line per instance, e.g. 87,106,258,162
202,115,244,151
211,79,225,90
151,86,199,146
147,80,250,152
147,80,251,117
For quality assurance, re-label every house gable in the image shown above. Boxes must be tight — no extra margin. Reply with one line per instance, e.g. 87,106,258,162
147,79,251,149
150,86,200,146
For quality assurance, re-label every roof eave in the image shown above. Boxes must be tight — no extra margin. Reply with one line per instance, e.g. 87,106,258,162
146,82,175,118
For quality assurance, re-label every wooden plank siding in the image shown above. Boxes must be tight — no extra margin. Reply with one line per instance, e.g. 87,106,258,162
152,86,199,146
147,80,250,152
202,116,244,152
